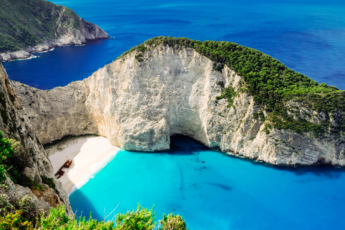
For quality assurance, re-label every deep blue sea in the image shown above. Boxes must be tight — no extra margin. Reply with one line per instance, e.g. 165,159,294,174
3,0,345,229
2,0,345,90
70,136,345,230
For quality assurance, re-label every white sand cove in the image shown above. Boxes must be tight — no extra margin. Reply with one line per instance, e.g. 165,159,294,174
47,136,120,194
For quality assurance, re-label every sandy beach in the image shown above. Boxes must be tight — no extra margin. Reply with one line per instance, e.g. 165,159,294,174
47,136,120,195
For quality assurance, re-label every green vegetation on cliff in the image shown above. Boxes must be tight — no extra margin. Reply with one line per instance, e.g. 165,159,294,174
0,205,187,230
119,36,345,136
0,0,82,53
0,130,43,190
0,131,14,182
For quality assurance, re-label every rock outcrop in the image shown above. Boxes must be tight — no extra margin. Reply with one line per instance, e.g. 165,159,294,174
0,23,108,62
0,63,72,215
11,44,345,167
0,19,108,62
0,0,108,62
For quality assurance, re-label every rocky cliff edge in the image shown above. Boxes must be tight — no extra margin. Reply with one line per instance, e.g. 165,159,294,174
0,0,108,62
0,63,72,215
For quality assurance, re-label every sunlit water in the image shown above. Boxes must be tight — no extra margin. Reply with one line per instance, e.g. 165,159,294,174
70,136,345,230
3,0,345,89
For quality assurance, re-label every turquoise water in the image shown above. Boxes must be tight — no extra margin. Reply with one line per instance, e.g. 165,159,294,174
70,136,345,230
3,0,345,89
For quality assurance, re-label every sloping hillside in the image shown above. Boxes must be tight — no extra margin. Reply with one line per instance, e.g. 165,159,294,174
0,0,108,61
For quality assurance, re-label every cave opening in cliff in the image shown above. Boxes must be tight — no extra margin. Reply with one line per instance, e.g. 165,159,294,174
169,134,209,154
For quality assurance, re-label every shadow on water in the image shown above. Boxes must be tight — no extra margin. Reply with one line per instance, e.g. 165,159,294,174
246,156,345,179
170,135,345,180
70,190,104,221
207,183,231,191
240,155,345,180
169,135,209,155
273,164,345,179
235,153,345,180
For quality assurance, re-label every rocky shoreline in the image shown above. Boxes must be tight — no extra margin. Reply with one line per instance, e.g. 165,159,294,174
0,19,109,62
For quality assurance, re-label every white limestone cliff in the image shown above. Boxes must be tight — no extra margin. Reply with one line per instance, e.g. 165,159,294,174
11,45,345,167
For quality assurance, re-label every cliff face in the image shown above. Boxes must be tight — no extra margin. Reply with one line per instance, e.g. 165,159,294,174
11,45,345,167
0,0,108,62
0,63,72,215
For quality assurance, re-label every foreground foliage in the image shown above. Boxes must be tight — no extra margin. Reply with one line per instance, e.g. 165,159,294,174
159,213,187,230
118,36,345,136
115,205,156,230
0,205,188,230
0,131,43,190
0,211,34,230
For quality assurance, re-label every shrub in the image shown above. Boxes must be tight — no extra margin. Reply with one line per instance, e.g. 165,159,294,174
115,205,156,230
17,196,34,215
0,211,33,230
38,205,112,230
216,86,236,108
212,62,224,72
0,194,14,216
0,131,14,183
0,131,42,190
0,93,8,125
41,175,56,190
216,81,224,88
159,213,187,230
135,53,144,62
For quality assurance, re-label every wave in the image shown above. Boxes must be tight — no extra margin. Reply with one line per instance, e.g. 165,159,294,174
156,3,200,8
36,48,55,53
14,55,39,62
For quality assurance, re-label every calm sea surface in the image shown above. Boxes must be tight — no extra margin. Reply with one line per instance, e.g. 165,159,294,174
4,0,345,229
2,0,345,90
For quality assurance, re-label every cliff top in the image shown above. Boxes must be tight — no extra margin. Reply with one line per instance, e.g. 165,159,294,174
0,0,82,53
118,36,345,136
